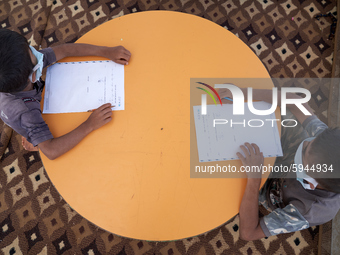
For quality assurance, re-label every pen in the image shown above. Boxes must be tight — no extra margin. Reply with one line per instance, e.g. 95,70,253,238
223,97,233,102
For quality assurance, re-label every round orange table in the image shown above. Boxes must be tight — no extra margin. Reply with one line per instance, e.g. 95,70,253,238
41,11,276,241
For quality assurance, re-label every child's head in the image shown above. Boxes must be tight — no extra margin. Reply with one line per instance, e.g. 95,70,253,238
307,127,340,193
0,29,34,93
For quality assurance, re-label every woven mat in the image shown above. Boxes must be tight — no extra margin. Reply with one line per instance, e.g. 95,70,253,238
0,0,337,254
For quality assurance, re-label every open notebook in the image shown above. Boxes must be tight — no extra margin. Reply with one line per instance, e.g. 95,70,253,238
43,60,124,114
193,101,283,162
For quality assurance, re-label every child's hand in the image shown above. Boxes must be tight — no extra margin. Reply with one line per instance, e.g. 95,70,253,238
218,88,233,104
218,87,246,104
237,143,264,179
22,136,39,151
85,103,113,132
106,46,131,65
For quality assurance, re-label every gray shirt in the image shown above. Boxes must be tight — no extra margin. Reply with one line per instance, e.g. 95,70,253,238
0,47,56,146
260,116,340,236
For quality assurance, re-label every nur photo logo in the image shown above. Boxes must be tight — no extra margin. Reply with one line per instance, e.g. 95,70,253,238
196,82,223,115
198,83,312,117
189,78,330,178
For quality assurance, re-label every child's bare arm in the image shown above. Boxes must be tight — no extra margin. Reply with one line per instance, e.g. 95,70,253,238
38,103,112,160
51,43,131,65
238,143,266,241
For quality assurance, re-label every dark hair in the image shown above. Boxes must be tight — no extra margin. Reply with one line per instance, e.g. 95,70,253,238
0,29,33,93
308,127,340,193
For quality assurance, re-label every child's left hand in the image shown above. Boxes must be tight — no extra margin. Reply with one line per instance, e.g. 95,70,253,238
106,46,131,65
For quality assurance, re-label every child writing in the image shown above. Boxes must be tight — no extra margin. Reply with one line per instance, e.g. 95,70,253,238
219,86,340,240
0,29,131,160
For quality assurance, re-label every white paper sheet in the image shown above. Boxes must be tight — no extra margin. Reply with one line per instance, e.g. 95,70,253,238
43,60,124,113
193,102,283,162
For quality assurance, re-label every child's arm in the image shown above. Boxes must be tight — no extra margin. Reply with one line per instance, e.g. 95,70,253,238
36,44,131,159
219,88,314,124
37,103,112,160
238,143,266,241
51,43,131,65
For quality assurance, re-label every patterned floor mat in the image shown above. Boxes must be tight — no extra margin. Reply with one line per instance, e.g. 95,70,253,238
0,0,336,254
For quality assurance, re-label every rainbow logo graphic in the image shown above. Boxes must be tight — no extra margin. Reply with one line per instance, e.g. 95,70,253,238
196,82,223,106
196,82,222,115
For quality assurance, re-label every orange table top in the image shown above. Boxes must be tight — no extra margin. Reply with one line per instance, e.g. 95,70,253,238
41,11,276,241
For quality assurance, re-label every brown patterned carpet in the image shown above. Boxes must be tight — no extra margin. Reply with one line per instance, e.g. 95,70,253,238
0,0,338,254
